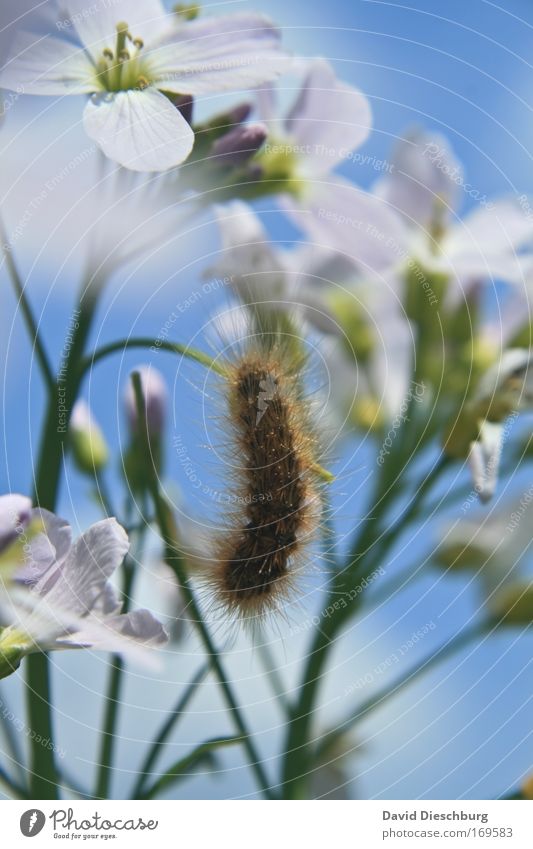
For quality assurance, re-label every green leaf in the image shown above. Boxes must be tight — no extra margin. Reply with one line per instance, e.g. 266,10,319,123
140,736,244,799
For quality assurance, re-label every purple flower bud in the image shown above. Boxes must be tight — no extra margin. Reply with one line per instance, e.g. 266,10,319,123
125,366,168,438
212,123,268,167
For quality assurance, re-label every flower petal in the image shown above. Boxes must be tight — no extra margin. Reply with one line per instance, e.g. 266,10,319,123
36,518,128,615
444,200,533,282
468,421,503,504
62,0,169,59
212,201,286,301
286,177,409,274
147,13,289,95
374,129,462,229
0,30,96,95
83,88,194,171
285,59,372,176
14,510,72,586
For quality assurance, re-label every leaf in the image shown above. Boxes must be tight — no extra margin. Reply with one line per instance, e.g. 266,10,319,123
140,736,244,799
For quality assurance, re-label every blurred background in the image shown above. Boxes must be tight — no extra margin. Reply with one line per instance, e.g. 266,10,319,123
1,0,533,799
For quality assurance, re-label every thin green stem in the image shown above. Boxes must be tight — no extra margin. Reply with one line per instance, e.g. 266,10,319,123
132,663,210,798
1,226,54,393
27,273,106,799
80,338,228,379
95,536,142,799
281,454,450,798
131,372,275,799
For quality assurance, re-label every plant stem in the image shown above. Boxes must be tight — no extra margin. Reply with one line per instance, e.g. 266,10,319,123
132,663,210,799
80,337,228,378
95,536,141,799
281,454,450,798
27,274,105,799
131,372,275,799
1,228,54,393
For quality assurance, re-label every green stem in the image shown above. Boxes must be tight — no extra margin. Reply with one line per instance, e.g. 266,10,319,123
131,372,275,799
80,337,227,379
27,274,105,800
95,536,141,799
1,226,54,393
281,454,449,798
132,663,210,799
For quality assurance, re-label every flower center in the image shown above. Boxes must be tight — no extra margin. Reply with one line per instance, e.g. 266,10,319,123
96,22,151,93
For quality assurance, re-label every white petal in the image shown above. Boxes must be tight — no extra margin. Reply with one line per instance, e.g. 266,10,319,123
0,30,96,95
212,201,287,302
447,200,533,259
62,0,169,59
37,518,128,615
286,59,372,176
14,510,72,586
285,177,409,274
374,129,462,230
468,421,503,504
83,88,194,171
147,13,289,95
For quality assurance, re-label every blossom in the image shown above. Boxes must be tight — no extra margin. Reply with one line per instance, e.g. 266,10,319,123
70,400,109,474
0,494,32,557
375,129,533,301
253,58,407,272
0,501,167,676
445,349,533,502
212,200,412,426
0,3,289,171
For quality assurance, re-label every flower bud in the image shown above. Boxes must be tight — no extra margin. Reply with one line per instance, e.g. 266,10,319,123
211,123,268,167
70,401,109,475
491,583,533,626
125,366,167,439
124,367,168,492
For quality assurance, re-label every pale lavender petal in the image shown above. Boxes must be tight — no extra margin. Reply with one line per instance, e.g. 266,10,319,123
286,59,372,176
37,518,128,615
14,510,71,586
0,30,96,95
62,0,169,59
148,13,289,95
213,201,287,301
445,200,533,279
83,88,195,172
374,129,462,229
285,177,409,274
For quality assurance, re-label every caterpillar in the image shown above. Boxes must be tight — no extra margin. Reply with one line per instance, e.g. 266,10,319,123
204,314,326,623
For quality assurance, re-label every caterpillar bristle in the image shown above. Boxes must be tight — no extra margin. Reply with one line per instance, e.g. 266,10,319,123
200,322,326,624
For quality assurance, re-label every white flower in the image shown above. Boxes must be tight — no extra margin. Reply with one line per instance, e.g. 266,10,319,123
0,504,167,672
253,58,407,272
212,201,412,425
375,129,533,300
1,2,289,171
467,349,533,502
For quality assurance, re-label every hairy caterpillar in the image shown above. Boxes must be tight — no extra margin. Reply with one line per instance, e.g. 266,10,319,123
203,311,326,622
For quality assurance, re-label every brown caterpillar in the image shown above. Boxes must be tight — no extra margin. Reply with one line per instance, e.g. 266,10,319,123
206,328,325,622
